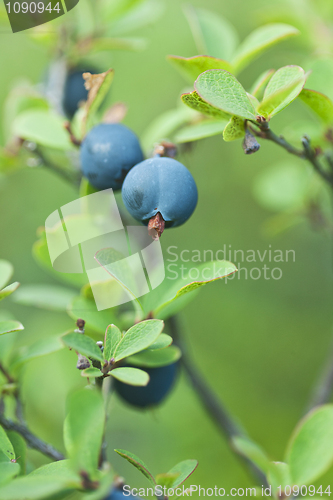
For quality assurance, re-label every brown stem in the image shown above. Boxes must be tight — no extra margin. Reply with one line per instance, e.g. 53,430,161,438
148,212,165,240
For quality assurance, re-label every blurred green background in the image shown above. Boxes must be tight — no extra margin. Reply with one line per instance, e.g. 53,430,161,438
0,0,333,493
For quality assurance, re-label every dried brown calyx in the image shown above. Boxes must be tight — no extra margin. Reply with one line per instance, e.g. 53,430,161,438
153,141,177,158
148,212,165,240
76,318,86,330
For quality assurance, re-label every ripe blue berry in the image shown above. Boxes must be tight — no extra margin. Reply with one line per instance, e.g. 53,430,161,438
121,157,198,237
114,363,179,408
104,488,137,500
80,123,144,191
63,68,95,118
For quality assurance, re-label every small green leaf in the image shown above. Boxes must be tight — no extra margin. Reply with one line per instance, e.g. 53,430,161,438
184,6,239,61
257,65,306,118
0,476,73,499
0,282,20,302
147,334,173,351
168,55,232,83
286,405,333,485
114,449,156,486
0,321,24,336
29,460,79,482
232,436,269,473
155,473,179,489
232,24,299,74
5,432,26,476
64,389,105,477
175,119,227,143
0,261,13,290
83,69,114,133
81,367,103,378
195,70,256,120
111,367,149,386
250,69,275,99
127,345,181,368
181,91,231,119
104,324,122,361
268,462,291,498
13,336,64,369
62,332,104,362
12,110,72,150
114,319,164,362
167,460,198,488
299,89,333,124
151,261,237,317
0,426,15,461
13,284,76,311
68,295,118,334
223,116,245,141
0,461,20,486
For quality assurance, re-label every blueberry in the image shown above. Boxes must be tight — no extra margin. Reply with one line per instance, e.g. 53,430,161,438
63,67,96,118
80,123,144,191
104,488,138,500
121,157,198,237
114,363,179,408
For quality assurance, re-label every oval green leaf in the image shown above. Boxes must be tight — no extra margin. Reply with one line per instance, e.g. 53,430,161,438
181,91,231,119
13,284,76,311
127,345,181,368
111,367,149,386
62,332,104,362
299,88,333,124
113,319,164,362
168,55,232,83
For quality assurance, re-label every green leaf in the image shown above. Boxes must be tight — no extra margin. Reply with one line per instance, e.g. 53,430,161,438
268,462,291,498
13,284,76,311
81,367,103,378
167,459,198,488
104,324,122,361
127,345,181,368
111,367,149,386
223,116,245,141
113,319,164,362
195,70,256,120
62,332,104,362
0,321,24,336
232,24,299,74
141,105,197,154
114,449,156,486
68,295,117,334
147,334,173,351
257,66,306,118
155,473,180,489
0,261,13,290
64,389,105,477
82,69,114,133
0,462,20,486
168,55,232,84
286,405,333,485
175,119,228,143
0,476,73,499
184,6,239,61
299,89,333,124
29,460,79,482
13,336,64,369
250,69,275,99
0,282,20,302
0,426,15,461
181,91,231,119
5,432,26,476
12,110,72,150
151,261,237,317
232,436,269,473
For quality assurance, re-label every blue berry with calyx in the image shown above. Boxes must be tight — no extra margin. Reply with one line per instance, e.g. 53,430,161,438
63,67,96,118
114,362,179,408
80,123,144,191
121,156,198,239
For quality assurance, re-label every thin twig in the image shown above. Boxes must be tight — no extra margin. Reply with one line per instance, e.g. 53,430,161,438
34,146,81,185
167,316,268,487
0,413,65,461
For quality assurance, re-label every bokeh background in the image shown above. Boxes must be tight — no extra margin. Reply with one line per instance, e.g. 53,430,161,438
0,0,333,494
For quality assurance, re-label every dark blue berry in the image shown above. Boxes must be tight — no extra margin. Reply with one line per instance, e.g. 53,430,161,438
104,488,138,500
63,68,96,118
114,363,179,408
121,157,198,230
80,123,144,191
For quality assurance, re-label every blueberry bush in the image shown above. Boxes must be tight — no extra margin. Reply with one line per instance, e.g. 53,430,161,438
1,0,333,499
